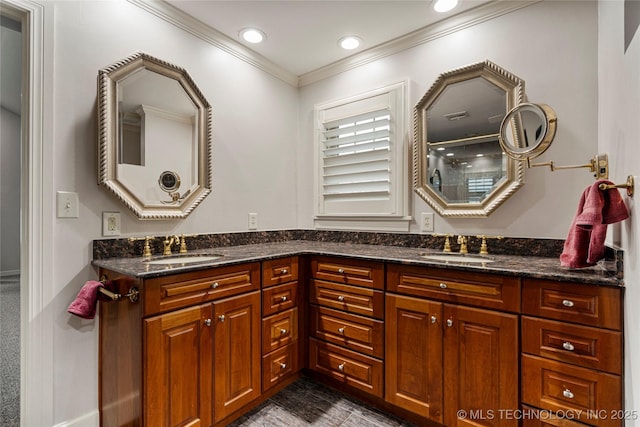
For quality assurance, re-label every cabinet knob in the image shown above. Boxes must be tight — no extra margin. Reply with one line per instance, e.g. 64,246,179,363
562,341,575,351
563,389,575,399
211,282,219,289
280,296,288,302
204,319,212,326
337,362,345,371
446,318,454,328
337,295,345,302
439,283,447,289
218,315,225,322
280,328,288,335
280,268,288,275
562,299,575,307
338,268,345,274
431,315,437,324
280,363,287,370
338,327,345,334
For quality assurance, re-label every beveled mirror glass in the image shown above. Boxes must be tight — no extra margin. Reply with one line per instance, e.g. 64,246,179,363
414,60,526,217
98,52,212,219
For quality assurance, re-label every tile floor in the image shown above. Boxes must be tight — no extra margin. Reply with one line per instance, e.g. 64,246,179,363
228,376,417,427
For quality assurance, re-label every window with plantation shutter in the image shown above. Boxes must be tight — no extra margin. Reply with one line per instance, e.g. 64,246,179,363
314,82,410,231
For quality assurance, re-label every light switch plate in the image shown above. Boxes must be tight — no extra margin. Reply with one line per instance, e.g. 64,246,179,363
102,212,121,236
57,191,79,218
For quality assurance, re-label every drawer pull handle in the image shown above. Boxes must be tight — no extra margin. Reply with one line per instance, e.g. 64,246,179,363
280,268,288,275
218,315,225,322
338,327,345,334
280,296,288,302
338,363,345,371
439,283,447,289
563,341,575,351
563,389,575,399
338,268,345,274
204,319,212,326
280,328,288,335
280,363,287,370
211,282,219,289
337,295,345,302
562,299,575,307
431,315,437,324
446,319,454,328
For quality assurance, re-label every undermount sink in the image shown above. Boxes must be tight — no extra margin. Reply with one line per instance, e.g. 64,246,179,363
144,254,223,265
421,253,495,264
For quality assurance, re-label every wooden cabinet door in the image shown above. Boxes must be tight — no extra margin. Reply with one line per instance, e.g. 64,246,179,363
385,293,444,423
444,304,518,427
144,303,213,427
213,291,261,423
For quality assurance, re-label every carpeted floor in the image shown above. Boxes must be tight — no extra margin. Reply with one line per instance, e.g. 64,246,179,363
0,274,20,427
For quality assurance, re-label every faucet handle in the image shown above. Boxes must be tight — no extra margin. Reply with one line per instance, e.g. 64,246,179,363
457,235,468,254
475,235,504,255
128,236,155,257
178,233,198,253
432,233,454,252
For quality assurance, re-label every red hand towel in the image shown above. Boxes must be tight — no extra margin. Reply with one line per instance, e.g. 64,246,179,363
560,180,629,268
67,280,106,319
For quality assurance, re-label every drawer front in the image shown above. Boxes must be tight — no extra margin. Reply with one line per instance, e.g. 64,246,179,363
262,281,298,316
522,279,622,330
262,257,299,288
144,262,261,316
522,355,622,427
310,279,384,319
310,305,384,358
262,342,299,392
309,338,383,398
311,256,384,290
521,405,588,427
386,263,520,312
262,308,298,354
522,316,622,375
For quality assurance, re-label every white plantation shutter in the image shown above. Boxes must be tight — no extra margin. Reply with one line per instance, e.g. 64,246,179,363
314,82,410,231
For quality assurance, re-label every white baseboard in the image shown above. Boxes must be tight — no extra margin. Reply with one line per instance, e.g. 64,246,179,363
53,410,99,427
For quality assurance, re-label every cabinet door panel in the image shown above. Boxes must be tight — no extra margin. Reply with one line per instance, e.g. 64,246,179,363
444,304,518,427
213,291,261,423
385,293,443,422
144,304,213,427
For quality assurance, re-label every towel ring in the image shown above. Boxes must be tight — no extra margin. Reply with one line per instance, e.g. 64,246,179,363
598,175,634,197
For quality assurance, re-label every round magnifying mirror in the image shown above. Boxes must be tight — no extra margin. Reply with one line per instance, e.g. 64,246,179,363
499,103,557,161
158,170,181,193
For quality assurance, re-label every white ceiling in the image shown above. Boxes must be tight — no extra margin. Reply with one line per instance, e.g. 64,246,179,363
165,0,493,77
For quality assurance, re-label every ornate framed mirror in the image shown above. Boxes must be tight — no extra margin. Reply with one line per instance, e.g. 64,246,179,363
98,52,212,219
413,60,526,217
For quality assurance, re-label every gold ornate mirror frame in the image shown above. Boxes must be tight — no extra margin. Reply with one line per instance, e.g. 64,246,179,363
98,52,213,219
413,60,526,217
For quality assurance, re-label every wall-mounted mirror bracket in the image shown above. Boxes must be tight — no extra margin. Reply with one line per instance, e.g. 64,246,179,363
528,153,609,180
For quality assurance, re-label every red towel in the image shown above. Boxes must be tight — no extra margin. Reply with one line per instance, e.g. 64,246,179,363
67,280,108,319
560,180,629,268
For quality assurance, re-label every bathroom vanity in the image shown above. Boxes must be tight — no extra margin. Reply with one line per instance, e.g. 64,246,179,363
94,240,624,427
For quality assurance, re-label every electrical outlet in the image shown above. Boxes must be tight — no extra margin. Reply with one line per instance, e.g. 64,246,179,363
421,212,434,232
248,212,258,230
102,212,121,236
56,191,79,218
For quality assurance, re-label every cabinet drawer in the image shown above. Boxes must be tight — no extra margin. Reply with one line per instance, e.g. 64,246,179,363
262,281,298,316
262,342,299,392
309,338,383,398
522,279,622,330
144,262,260,316
522,316,622,374
262,257,298,288
521,405,587,427
310,279,384,319
387,263,520,312
522,355,622,427
310,305,384,359
262,308,298,354
311,256,384,290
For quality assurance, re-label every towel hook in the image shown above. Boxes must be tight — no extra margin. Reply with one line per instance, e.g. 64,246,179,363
598,175,634,197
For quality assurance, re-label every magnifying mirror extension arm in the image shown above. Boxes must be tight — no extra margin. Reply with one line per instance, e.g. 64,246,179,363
527,153,609,180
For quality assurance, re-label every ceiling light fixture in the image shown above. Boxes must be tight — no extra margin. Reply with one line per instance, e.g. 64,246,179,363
338,35,362,50
433,0,459,13
239,28,266,44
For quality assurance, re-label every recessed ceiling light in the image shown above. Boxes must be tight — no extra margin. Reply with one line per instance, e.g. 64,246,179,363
240,28,266,44
446,152,454,157
433,0,459,13
338,35,362,50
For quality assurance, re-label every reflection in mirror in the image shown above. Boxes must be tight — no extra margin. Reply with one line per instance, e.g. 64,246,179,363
499,102,557,161
414,60,526,217
98,52,212,219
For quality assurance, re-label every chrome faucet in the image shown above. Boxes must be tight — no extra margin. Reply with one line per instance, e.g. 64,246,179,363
163,235,180,256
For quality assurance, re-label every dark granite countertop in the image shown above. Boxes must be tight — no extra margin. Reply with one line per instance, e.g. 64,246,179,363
92,240,623,287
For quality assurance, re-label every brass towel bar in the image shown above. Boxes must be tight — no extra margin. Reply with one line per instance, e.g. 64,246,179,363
598,175,635,197
98,275,139,303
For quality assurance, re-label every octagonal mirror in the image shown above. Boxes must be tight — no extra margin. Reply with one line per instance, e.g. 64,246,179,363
98,52,212,219
414,60,526,217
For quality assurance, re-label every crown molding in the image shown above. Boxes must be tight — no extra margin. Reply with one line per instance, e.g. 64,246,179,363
130,0,540,88
128,0,299,87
